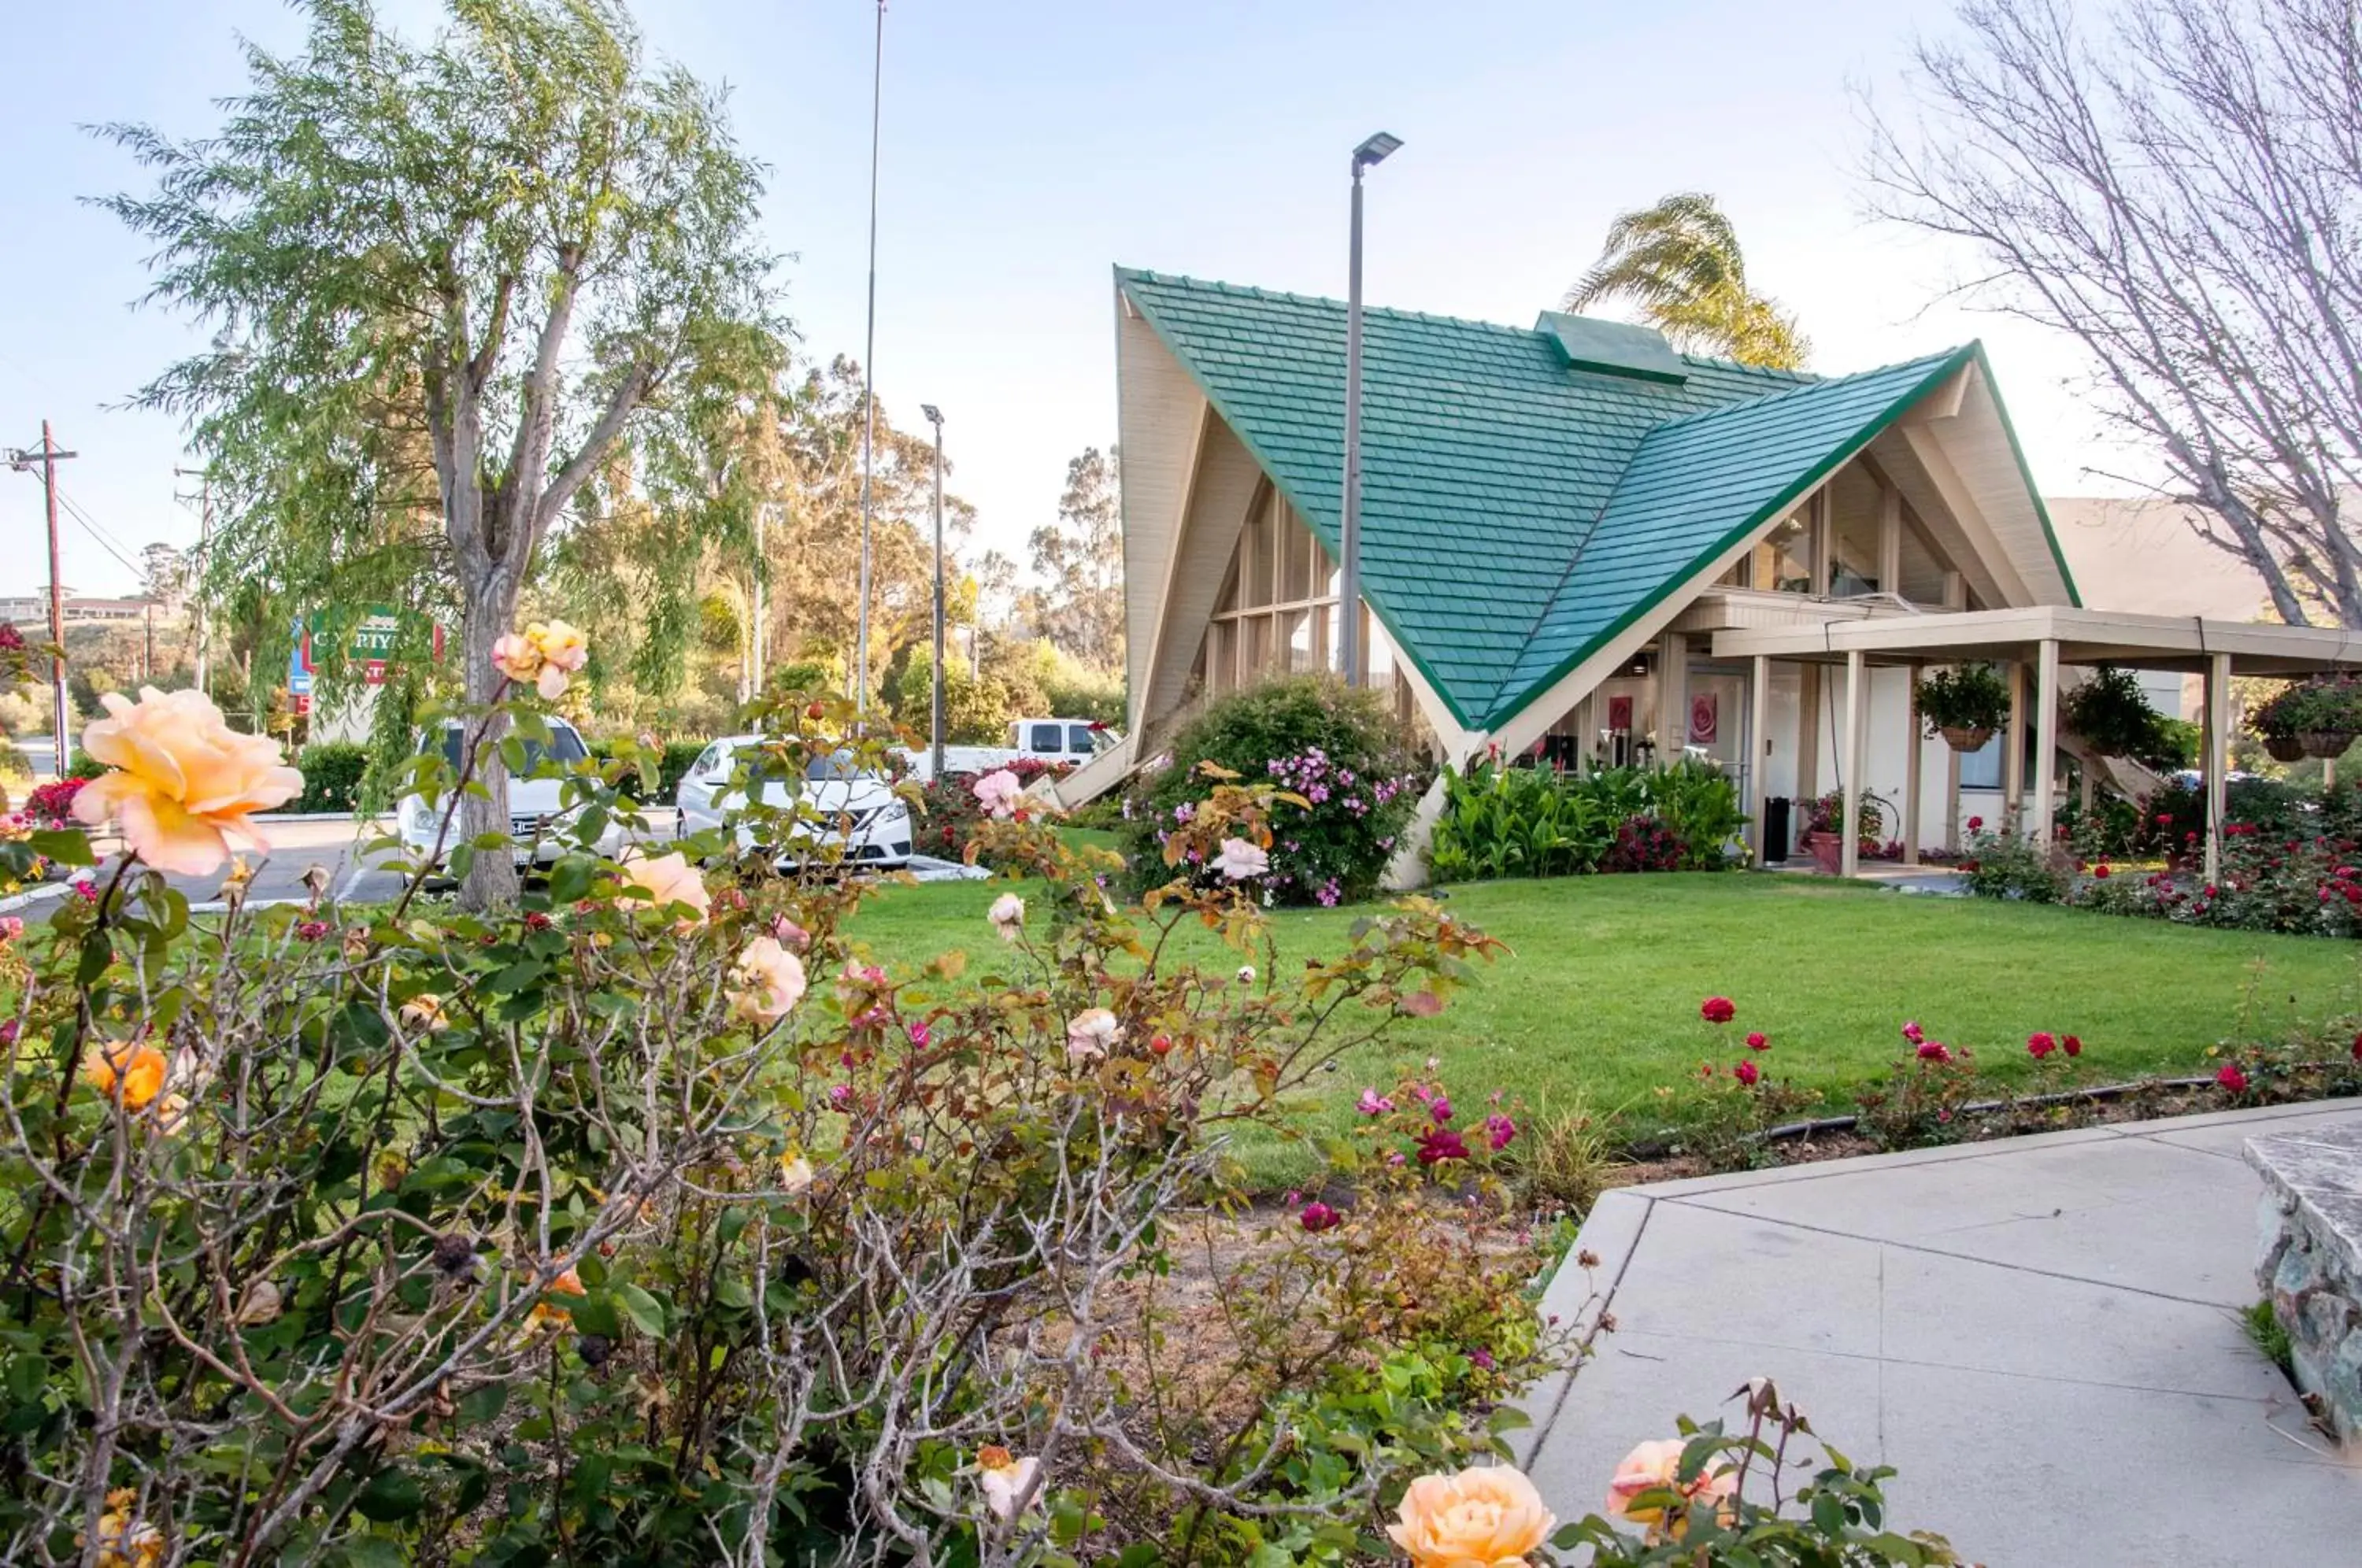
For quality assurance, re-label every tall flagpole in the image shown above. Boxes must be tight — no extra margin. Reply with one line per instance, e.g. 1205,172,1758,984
854,0,886,718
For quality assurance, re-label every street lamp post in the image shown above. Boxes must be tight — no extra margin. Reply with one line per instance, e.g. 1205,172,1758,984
920,405,947,781
1336,131,1401,690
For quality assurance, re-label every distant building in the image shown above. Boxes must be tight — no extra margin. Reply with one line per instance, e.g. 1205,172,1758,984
63,597,166,626
0,591,69,625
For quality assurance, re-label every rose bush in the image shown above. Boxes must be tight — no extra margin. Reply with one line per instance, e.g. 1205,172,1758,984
0,644,1587,1565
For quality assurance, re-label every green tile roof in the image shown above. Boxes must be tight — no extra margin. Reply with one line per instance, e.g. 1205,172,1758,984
1117,269,1986,730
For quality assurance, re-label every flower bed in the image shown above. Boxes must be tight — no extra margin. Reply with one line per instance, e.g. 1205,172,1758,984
1429,755,1745,882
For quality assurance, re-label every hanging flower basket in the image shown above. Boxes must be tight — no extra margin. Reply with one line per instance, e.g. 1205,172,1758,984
2263,732,2307,764
2298,730,2356,760
1937,724,1996,753
1917,664,2010,753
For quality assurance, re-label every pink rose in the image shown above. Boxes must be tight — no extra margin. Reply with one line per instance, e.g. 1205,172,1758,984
972,770,1024,819
730,935,808,1023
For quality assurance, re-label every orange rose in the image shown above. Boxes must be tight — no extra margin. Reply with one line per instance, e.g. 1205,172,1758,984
1605,1438,1737,1535
81,1040,168,1113
1387,1464,1556,1567
72,687,303,875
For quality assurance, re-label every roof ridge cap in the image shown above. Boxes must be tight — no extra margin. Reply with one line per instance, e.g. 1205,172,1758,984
1116,268,1544,341
1644,346,1969,434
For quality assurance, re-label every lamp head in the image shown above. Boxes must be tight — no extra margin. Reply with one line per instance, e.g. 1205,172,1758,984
920,404,942,426
1353,131,1404,171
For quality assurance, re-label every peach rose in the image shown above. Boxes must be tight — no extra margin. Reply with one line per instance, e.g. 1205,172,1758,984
1066,1007,1120,1065
81,1039,168,1112
1387,1464,1556,1567
977,1445,1042,1522
72,687,303,875
1605,1438,1736,1533
731,934,809,1023
620,850,709,926
491,632,543,686
529,619,588,673
987,892,1025,941
83,1488,164,1568
399,994,450,1033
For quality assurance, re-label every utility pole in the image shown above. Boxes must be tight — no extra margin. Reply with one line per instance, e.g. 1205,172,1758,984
920,405,946,779
176,465,213,696
9,423,78,776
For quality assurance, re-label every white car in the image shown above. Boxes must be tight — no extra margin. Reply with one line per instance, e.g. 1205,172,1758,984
396,716,626,868
672,737,914,871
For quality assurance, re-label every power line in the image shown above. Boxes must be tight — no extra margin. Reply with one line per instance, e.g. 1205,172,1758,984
50,486,145,579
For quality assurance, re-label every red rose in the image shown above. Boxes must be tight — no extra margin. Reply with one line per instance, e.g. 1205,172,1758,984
2063,1034,2082,1057
1967,815,1984,831
2027,1032,2057,1059
1299,1201,1342,1233
1746,1031,1769,1050
1734,1059,1761,1086
1699,996,1736,1025
1414,1127,1472,1165
1916,1040,1951,1063
2216,1063,2249,1093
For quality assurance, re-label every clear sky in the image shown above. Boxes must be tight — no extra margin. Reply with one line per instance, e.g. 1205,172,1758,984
0,0,2121,601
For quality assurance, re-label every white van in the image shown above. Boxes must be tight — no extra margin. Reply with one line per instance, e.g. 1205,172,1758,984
896,718,1118,782
395,716,626,867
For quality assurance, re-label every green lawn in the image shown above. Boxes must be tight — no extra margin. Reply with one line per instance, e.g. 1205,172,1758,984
846,872,2362,1184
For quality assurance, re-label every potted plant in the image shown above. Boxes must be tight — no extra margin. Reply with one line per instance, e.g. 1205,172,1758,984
2253,675,2362,760
1917,662,2011,752
1800,790,1886,875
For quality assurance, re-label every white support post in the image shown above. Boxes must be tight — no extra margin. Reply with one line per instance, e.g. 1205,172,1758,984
1903,662,1923,866
1842,648,1866,878
2031,638,2060,849
1879,483,1903,597
2205,652,2231,883
1749,654,1772,867
1658,632,1689,764
2004,660,2027,829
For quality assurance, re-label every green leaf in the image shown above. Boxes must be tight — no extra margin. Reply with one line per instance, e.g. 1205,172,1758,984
334,1538,408,1568
615,1281,668,1339
28,828,94,867
568,1293,622,1339
354,1466,426,1522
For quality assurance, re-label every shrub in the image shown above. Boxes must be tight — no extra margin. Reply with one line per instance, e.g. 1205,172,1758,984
1916,662,2009,738
21,775,84,828
65,747,106,781
1121,674,1423,905
914,755,1071,863
288,739,368,812
1957,818,2071,902
1429,756,1742,882
0,684,1560,1564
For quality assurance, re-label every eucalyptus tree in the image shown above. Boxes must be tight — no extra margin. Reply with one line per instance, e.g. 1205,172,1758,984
1566,192,1809,371
98,0,779,906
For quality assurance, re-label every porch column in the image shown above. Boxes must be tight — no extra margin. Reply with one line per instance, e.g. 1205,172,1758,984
1841,648,1866,878
1658,632,1689,762
2004,660,2027,830
1903,661,1923,866
2030,638,2061,849
1796,664,1820,804
2205,651,2231,883
1749,654,1772,866
1945,740,1962,850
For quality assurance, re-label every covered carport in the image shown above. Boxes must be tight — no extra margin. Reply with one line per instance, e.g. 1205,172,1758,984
1711,607,2362,881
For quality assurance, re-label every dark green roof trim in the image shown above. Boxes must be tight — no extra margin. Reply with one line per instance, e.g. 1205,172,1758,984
1477,346,1977,727
1968,342,2082,608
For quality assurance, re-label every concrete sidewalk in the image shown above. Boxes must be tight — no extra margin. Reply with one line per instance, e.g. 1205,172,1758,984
1524,1100,2362,1565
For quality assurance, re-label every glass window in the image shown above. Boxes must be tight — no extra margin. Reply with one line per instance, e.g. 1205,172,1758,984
1750,513,1812,594
1830,504,1882,596
1279,510,1313,602
1205,622,1231,693
1241,502,1273,609
1027,723,1062,751
1959,731,2003,790
1280,608,1315,672
436,723,587,771
1068,724,1096,752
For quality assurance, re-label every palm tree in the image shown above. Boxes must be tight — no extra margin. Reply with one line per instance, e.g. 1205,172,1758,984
1564,193,1809,371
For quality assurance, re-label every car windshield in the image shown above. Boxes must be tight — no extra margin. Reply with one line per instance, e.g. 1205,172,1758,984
435,725,587,773
804,749,868,782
